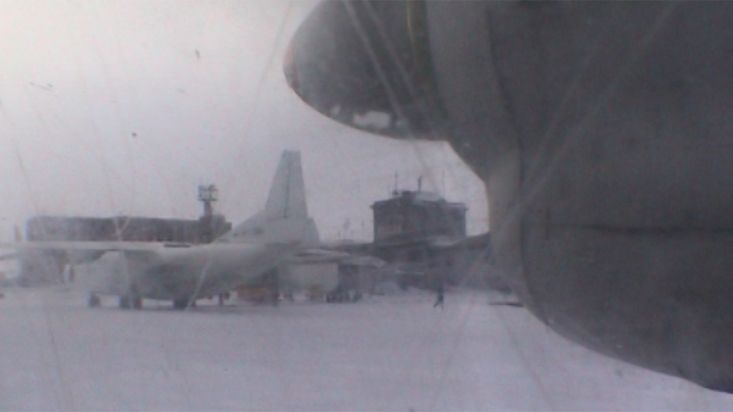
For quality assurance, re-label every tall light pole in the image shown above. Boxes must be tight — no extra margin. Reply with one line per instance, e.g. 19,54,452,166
198,184,219,243
198,184,218,218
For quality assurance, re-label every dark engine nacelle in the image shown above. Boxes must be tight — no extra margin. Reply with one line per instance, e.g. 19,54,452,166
286,1,733,392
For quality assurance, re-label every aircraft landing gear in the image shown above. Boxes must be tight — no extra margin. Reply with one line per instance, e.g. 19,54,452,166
119,294,143,310
217,292,230,306
88,294,101,308
173,298,189,310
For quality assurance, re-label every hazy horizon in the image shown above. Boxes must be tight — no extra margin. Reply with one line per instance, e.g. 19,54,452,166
0,0,487,242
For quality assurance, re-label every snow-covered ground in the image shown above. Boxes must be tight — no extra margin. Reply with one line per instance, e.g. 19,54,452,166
1,288,732,411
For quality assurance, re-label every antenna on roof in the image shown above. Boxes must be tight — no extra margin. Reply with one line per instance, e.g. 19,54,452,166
392,172,399,196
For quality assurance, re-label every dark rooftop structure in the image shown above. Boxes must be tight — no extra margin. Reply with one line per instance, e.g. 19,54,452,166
371,190,467,245
365,189,496,289
26,215,230,243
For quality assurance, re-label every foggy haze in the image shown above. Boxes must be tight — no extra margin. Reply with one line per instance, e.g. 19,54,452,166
0,0,486,241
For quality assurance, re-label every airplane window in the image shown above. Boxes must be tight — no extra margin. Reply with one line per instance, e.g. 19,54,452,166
1,1,732,410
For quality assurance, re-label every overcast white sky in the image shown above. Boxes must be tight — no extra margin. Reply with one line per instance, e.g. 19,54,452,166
0,0,486,241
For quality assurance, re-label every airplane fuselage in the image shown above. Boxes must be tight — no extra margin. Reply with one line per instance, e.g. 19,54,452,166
91,242,294,302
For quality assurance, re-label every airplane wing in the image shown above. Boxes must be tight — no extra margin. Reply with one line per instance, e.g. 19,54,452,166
0,240,194,268
287,248,385,267
0,241,191,253
0,252,18,261
287,248,351,264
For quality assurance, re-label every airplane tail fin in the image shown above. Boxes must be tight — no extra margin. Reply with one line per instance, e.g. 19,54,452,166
217,150,320,245
264,150,308,219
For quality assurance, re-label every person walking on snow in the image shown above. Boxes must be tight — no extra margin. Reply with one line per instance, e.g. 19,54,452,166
434,281,444,309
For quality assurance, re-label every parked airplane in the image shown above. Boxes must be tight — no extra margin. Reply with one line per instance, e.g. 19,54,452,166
3,150,335,310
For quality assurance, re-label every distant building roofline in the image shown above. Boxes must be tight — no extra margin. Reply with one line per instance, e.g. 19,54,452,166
371,189,468,210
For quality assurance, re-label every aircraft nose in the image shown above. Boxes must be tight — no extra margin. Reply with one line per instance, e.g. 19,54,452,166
284,0,443,140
